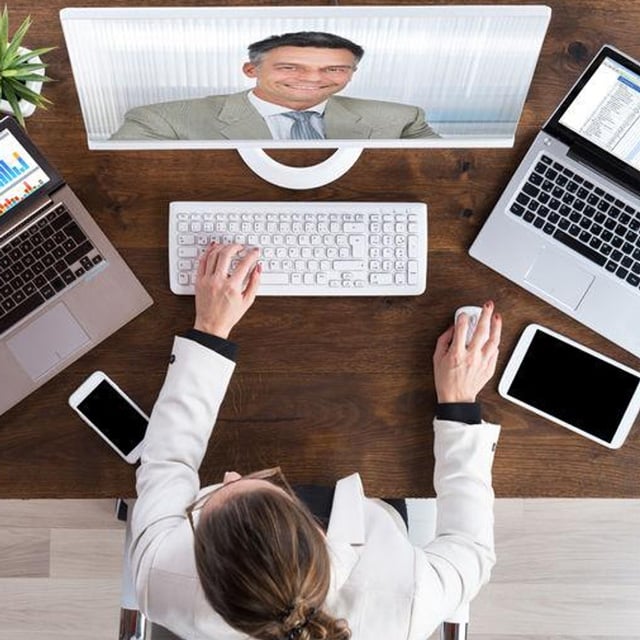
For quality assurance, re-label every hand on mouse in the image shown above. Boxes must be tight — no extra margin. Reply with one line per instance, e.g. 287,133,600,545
194,243,261,339
433,300,502,403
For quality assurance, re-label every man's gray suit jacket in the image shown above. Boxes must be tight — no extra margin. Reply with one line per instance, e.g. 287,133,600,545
110,91,439,140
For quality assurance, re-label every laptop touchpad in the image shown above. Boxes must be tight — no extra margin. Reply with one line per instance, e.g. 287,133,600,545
7,303,90,380
525,247,594,309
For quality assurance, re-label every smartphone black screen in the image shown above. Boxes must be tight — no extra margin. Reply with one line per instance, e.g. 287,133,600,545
507,329,640,443
77,380,148,454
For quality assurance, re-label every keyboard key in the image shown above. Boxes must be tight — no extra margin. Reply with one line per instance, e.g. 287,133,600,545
510,202,525,216
553,230,606,266
370,273,393,285
61,270,76,285
51,211,73,230
65,222,88,244
529,172,543,185
259,272,290,285
64,241,94,266
333,260,366,271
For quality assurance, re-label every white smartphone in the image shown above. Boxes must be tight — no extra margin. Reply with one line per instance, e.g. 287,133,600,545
499,324,640,449
68,371,149,463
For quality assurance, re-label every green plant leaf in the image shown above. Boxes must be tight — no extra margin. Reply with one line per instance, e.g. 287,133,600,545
13,46,55,66
4,62,47,75
3,63,46,77
4,72,48,82
0,6,55,119
2,13,32,67
10,80,49,104
0,7,9,61
2,81,25,127
9,72,48,82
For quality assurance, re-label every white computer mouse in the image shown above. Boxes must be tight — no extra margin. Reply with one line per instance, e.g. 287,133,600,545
454,306,483,346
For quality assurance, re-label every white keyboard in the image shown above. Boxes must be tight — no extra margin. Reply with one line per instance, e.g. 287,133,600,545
169,201,427,296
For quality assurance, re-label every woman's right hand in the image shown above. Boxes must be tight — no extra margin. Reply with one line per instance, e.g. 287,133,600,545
193,243,261,339
432,300,502,403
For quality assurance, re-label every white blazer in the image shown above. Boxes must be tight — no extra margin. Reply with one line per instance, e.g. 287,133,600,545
131,337,501,640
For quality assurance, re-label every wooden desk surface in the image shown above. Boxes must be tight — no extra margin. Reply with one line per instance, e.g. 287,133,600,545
2,0,639,499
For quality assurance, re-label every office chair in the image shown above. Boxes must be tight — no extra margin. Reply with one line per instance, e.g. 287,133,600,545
117,499,469,640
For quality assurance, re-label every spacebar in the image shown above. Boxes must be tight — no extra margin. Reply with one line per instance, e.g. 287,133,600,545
553,230,607,267
0,292,46,334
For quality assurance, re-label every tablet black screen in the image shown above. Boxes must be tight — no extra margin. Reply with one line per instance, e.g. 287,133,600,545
507,329,640,443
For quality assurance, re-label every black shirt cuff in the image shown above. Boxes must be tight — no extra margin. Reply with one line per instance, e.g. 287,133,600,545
184,329,238,362
436,402,482,424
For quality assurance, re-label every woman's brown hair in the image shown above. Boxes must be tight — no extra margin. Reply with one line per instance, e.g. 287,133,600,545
194,486,351,640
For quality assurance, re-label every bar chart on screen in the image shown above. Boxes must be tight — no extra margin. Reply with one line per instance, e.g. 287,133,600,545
0,131,48,215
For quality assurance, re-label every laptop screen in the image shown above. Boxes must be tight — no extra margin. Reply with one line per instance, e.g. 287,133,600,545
545,45,640,194
558,56,640,172
0,128,53,219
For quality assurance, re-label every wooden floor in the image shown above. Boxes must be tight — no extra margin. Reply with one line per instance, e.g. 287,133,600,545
0,499,638,639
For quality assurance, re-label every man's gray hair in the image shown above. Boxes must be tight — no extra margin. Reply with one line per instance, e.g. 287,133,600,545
248,31,364,65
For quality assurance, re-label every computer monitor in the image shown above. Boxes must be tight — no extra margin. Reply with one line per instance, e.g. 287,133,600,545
59,5,551,189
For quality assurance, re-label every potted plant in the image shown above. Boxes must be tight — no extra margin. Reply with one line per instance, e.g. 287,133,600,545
0,6,54,127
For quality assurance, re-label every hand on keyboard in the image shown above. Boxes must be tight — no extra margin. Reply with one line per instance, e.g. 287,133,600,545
169,202,428,296
194,243,260,339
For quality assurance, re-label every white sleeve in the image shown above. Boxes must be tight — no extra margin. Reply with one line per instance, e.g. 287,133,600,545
129,336,235,612
410,419,500,636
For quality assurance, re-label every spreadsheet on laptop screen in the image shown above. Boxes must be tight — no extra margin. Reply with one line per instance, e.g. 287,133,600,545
559,57,640,170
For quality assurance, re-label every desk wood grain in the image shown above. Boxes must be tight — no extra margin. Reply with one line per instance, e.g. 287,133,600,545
1,0,639,498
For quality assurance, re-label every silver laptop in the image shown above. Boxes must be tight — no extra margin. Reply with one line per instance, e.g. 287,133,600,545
470,44,640,358
0,116,152,415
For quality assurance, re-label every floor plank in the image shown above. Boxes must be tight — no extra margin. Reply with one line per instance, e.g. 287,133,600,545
0,498,638,639
0,528,50,578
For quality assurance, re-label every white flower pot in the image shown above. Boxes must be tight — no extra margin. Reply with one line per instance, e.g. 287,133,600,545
0,48,44,120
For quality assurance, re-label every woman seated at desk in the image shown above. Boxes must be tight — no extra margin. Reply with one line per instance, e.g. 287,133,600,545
130,242,502,639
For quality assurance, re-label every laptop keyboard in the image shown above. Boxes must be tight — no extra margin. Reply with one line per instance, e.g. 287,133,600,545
509,153,640,290
0,204,104,334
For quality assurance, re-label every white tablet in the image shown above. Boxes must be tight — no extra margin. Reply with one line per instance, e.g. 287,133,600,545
499,324,640,449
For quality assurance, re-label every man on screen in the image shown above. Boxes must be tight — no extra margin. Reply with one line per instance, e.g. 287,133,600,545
111,31,439,141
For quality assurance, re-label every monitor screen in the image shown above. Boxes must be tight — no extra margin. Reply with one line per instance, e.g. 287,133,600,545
59,5,551,188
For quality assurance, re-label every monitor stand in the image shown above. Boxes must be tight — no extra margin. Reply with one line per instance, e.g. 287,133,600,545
237,147,363,190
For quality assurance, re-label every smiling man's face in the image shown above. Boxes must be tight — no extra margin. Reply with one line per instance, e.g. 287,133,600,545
242,46,357,110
